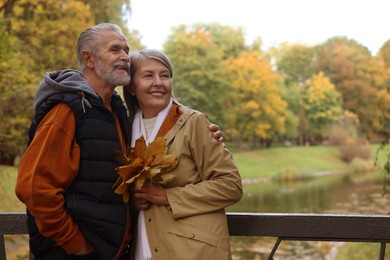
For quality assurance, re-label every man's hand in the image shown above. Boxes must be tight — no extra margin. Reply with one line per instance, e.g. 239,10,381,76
208,123,223,142
73,243,95,255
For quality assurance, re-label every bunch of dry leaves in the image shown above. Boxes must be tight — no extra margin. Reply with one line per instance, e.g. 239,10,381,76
112,136,178,203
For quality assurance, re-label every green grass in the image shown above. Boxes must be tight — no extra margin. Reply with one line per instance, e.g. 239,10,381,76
233,145,352,179
0,165,25,212
336,242,390,260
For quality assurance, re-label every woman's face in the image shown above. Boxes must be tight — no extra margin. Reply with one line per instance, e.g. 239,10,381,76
130,58,172,119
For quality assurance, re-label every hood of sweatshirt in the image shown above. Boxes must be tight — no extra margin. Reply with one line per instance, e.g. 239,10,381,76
34,69,99,113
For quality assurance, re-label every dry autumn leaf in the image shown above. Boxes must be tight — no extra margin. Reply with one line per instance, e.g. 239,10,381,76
112,136,178,203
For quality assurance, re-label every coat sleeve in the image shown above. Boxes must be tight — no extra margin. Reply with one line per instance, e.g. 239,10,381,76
15,103,87,254
166,113,243,219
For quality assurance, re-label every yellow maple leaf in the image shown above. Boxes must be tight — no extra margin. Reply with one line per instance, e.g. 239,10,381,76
113,136,178,203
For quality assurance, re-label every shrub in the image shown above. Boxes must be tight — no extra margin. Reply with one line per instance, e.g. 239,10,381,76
328,126,349,146
349,157,375,173
339,140,371,163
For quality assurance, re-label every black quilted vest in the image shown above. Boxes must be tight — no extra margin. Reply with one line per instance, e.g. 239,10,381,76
27,91,131,259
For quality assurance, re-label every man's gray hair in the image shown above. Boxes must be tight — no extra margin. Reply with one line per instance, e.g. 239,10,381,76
76,23,125,72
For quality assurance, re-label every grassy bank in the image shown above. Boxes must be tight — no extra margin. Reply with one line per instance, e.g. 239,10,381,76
233,145,351,179
0,165,25,212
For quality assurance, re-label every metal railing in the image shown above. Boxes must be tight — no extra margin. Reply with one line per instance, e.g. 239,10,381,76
1,212,390,260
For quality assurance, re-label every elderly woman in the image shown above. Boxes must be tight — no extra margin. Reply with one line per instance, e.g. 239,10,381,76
123,49,242,260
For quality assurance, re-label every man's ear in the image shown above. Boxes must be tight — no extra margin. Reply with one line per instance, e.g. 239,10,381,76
83,51,94,69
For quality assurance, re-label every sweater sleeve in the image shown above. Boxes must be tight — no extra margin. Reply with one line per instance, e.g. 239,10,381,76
15,103,87,254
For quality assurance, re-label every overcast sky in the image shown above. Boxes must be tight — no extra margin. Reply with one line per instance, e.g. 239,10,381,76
127,0,390,55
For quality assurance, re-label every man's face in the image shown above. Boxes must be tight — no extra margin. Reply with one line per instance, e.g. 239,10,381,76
94,30,131,87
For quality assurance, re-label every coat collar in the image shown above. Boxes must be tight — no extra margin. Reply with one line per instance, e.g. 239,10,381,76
159,104,195,144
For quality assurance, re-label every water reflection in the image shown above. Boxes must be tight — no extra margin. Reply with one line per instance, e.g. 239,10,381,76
227,171,390,259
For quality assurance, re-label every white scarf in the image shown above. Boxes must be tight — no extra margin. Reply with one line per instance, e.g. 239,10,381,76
133,97,173,260
131,97,173,147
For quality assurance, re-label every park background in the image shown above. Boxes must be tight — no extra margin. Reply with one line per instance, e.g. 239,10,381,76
1,0,389,259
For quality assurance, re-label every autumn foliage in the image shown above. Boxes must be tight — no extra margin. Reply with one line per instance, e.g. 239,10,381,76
112,137,178,203
0,0,139,164
1,1,389,163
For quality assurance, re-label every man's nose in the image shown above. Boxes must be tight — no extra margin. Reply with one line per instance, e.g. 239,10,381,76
120,50,130,61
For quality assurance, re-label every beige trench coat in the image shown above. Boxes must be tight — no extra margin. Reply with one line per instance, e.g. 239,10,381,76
140,105,243,260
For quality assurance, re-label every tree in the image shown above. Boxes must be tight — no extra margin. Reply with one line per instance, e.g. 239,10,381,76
302,72,344,143
82,0,130,28
368,54,390,139
378,39,390,68
0,0,141,164
278,83,302,144
223,50,287,149
274,43,318,87
0,17,37,164
375,39,390,188
195,22,248,58
0,0,94,164
2,0,93,72
1,0,141,71
163,24,230,127
81,0,144,50
317,37,378,139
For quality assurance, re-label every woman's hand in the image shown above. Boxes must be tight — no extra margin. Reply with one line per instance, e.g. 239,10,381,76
134,197,151,210
208,123,223,142
133,181,169,206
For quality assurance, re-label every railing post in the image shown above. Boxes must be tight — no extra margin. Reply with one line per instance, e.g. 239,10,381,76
268,237,282,260
0,234,6,260
379,242,386,260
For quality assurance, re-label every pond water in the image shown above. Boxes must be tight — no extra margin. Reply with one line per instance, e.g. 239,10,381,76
227,171,390,259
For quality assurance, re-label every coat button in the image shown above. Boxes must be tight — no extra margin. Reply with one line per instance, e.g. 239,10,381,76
189,233,195,239
154,247,158,252
148,218,151,222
